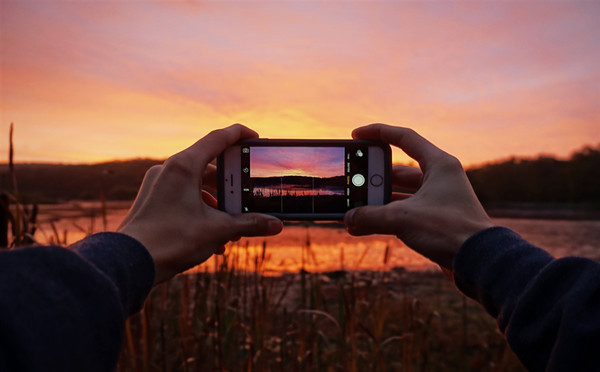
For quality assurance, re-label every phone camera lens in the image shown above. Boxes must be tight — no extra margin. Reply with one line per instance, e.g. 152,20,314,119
356,149,363,157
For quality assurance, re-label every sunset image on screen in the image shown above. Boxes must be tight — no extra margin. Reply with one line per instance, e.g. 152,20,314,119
250,147,344,178
249,147,346,213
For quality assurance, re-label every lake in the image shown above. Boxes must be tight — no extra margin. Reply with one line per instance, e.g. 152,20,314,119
33,201,600,274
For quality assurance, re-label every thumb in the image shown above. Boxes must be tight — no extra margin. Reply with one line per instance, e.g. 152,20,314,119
344,204,401,236
229,213,283,239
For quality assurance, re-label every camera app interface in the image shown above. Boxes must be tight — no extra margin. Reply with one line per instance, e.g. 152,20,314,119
241,145,368,214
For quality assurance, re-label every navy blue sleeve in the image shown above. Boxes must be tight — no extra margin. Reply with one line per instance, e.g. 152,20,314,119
0,232,155,372
453,227,600,372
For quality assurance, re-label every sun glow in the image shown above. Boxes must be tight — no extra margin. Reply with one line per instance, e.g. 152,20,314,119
2,2,599,166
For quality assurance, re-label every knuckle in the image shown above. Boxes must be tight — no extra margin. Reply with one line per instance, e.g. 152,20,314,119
243,215,259,230
163,153,194,177
207,127,225,138
390,127,417,145
146,164,163,177
435,153,464,173
231,214,252,231
206,127,235,148
403,127,418,137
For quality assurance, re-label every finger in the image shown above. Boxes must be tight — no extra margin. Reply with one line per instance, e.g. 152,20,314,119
391,192,413,201
203,164,217,190
344,204,401,236
230,213,283,238
190,124,258,168
352,124,447,171
202,190,218,208
392,164,423,190
160,124,258,190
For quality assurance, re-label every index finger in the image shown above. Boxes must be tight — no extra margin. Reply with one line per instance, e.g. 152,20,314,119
179,123,259,170
352,124,447,171
392,164,423,190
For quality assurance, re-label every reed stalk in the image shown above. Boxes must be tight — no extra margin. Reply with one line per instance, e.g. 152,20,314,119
124,319,137,372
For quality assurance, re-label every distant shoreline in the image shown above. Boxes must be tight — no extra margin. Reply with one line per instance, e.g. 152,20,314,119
23,200,600,222
486,204,600,221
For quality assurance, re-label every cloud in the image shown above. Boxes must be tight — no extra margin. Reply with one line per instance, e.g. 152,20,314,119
1,1,599,164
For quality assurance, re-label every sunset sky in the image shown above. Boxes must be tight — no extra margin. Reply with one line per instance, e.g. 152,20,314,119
250,146,344,178
1,1,599,166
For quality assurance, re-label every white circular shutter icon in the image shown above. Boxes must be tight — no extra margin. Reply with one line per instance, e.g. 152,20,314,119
352,174,365,187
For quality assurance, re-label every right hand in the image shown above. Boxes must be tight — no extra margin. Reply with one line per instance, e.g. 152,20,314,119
344,124,494,270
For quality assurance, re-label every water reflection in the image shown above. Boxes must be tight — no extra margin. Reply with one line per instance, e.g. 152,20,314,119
32,202,600,274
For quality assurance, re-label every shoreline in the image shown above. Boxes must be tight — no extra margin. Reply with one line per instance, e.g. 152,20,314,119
486,205,600,221
22,200,600,222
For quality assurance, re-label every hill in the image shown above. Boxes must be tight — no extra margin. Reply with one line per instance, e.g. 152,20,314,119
0,159,163,203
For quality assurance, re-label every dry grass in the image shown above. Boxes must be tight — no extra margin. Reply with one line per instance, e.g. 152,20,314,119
118,241,526,372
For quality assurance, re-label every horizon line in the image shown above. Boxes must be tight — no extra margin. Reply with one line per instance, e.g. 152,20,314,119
0,142,598,169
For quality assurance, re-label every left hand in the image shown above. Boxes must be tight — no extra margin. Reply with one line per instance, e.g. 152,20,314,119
118,124,283,284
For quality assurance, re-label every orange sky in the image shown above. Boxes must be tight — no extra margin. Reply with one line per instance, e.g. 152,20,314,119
1,1,599,166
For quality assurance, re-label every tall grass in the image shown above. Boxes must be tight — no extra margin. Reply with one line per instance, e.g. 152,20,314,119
1,123,39,248
2,123,109,247
118,239,526,372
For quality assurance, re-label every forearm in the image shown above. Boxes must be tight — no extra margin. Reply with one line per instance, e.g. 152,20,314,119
0,233,155,371
70,232,156,316
453,227,600,371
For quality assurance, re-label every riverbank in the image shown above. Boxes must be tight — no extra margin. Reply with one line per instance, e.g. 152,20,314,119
487,203,600,220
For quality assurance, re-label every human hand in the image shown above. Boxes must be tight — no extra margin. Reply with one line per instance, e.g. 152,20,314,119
118,124,283,284
344,124,494,270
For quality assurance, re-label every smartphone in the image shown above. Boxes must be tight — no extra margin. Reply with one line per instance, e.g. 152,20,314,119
218,139,391,220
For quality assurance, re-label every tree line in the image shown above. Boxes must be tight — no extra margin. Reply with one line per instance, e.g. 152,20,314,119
0,159,162,203
466,144,600,208
1,144,599,207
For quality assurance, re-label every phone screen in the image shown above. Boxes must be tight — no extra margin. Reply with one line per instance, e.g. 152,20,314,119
240,144,369,214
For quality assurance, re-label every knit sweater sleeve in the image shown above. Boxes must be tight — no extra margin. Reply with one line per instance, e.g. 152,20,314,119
0,232,155,372
453,226,600,372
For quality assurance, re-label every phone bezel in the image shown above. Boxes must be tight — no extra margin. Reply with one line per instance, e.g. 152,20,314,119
218,139,391,220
